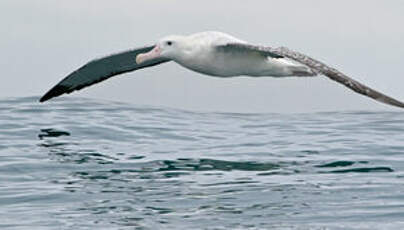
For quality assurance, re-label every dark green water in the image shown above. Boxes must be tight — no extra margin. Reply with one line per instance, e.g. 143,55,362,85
1,97,404,229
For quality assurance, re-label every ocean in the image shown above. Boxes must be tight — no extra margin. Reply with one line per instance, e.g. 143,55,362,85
1,96,404,229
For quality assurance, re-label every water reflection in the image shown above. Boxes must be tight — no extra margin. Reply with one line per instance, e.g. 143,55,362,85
38,128,70,140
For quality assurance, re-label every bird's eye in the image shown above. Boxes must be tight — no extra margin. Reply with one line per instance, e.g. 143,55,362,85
166,41,172,46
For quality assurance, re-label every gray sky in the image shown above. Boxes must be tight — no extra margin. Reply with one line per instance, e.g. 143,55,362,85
1,0,404,113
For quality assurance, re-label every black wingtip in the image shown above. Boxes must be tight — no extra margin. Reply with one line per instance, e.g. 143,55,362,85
39,91,54,103
39,95,50,103
39,85,70,103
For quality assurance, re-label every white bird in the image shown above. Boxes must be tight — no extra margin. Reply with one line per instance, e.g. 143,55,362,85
40,31,404,109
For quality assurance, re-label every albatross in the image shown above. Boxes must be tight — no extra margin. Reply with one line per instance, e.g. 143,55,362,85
40,31,404,108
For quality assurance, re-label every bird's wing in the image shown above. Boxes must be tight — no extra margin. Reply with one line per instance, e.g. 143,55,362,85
215,43,284,59
40,45,170,102
218,43,404,109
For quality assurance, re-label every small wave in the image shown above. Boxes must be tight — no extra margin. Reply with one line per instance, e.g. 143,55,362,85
326,167,394,173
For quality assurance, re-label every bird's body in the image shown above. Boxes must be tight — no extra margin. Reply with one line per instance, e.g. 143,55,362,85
178,43,313,77
40,31,404,109
153,31,314,77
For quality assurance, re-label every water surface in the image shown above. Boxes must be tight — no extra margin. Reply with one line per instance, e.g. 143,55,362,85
1,97,404,229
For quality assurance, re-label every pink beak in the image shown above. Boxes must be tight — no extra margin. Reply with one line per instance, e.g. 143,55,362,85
136,45,161,64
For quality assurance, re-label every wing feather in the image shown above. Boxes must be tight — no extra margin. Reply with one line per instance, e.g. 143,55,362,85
223,43,404,109
40,45,170,102
215,43,284,59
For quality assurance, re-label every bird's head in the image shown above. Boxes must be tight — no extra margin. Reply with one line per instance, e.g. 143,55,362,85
136,35,185,64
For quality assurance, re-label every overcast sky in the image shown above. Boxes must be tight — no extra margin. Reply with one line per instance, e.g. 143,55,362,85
1,0,404,113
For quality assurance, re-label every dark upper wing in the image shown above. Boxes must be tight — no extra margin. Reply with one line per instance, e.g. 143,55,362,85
40,45,170,102
222,43,404,109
